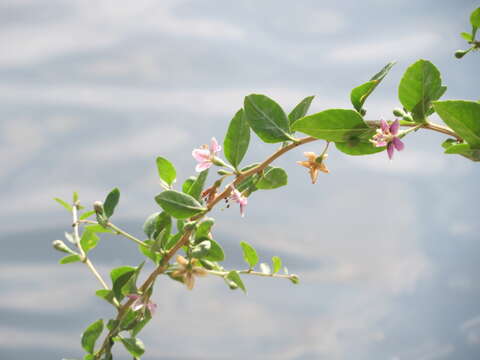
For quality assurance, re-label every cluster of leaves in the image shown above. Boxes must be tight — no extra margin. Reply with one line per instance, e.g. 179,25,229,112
455,7,480,58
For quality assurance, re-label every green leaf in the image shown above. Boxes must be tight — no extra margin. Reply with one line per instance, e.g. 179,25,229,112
292,109,374,142
104,188,120,218
138,240,162,265
434,100,480,148
470,7,480,28
155,190,207,219
119,337,145,358
121,262,145,297
164,232,182,251
226,271,246,293
350,61,395,113
187,171,208,201
142,212,172,240
54,197,72,212
80,231,99,253
81,319,104,354
182,176,196,194
289,96,315,127
79,210,95,220
131,313,152,337
110,266,135,301
195,218,215,242
187,169,209,201
224,109,251,168
192,239,225,261
272,256,282,274
59,254,81,264
461,31,473,41
443,142,480,161
156,157,176,187
244,94,293,143
335,141,384,155
398,59,443,122
256,167,288,190
95,289,115,305
240,241,259,269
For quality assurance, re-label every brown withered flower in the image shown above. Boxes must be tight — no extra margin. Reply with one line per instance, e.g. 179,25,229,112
171,255,208,290
297,152,329,184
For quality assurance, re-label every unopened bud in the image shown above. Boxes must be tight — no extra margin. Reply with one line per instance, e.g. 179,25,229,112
52,240,74,254
454,49,468,59
393,108,405,117
289,274,300,284
403,114,414,122
217,169,231,176
93,201,104,214
211,156,228,167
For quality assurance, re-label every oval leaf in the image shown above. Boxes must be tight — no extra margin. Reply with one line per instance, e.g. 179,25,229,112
224,109,251,168
292,109,374,142
187,169,209,200
119,337,145,357
289,96,315,127
81,319,104,354
244,94,293,143
350,61,395,113
80,230,99,253
155,190,206,219
434,100,480,148
256,167,288,190
272,256,282,274
226,271,246,293
240,241,259,268
156,157,177,187
104,188,120,218
59,254,81,264
398,59,443,122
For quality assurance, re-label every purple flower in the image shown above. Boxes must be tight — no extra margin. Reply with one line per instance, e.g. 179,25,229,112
370,119,405,160
192,137,221,172
126,294,157,315
230,186,248,217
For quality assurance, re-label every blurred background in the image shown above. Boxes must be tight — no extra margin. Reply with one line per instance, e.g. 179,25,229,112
1,0,479,359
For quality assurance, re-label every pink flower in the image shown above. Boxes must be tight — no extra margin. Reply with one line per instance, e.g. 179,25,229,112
370,119,405,160
126,294,157,315
230,186,248,217
192,137,221,172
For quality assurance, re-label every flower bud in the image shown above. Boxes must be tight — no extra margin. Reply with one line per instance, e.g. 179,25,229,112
93,201,104,214
217,169,232,176
392,108,405,117
403,114,414,122
52,240,74,254
211,156,228,167
454,49,468,59
289,274,300,284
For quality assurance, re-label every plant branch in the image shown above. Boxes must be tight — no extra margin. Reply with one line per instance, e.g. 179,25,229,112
207,269,297,280
78,219,148,247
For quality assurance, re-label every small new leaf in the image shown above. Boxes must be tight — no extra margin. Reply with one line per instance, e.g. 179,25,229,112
54,197,73,212
240,241,259,269
226,271,246,293
103,188,120,219
272,256,282,274
81,319,104,354
156,157,177,187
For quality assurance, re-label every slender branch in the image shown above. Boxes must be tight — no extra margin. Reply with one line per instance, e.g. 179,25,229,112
208,269,297,280
72,203,111,292
78,219,148,247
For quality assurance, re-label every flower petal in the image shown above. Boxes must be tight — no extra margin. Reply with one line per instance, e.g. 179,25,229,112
387,142,395,160
210,137,221,154
389,119,400,135
195,161,212,172
147,302,157,315
392,137,404,151
380,119,389,133
192,149,211,162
